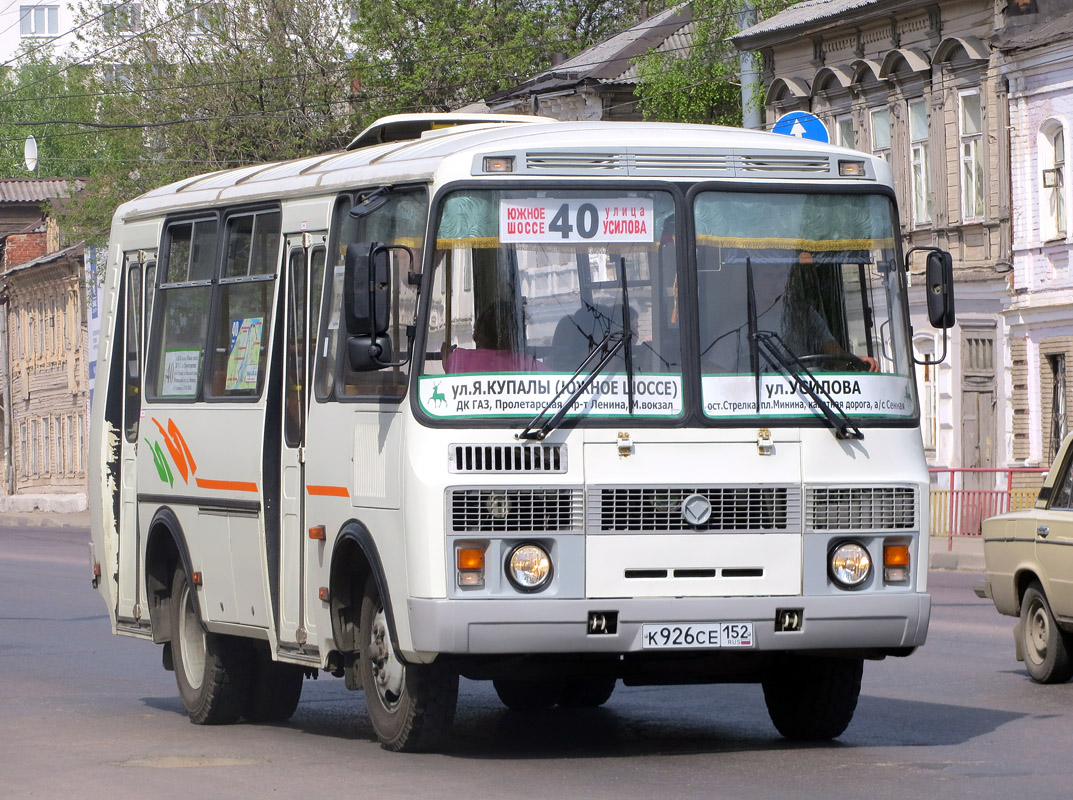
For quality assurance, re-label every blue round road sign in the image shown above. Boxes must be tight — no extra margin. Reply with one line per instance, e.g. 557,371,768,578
771,111,830,144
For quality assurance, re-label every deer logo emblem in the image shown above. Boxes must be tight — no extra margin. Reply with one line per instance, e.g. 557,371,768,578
430,383,447,408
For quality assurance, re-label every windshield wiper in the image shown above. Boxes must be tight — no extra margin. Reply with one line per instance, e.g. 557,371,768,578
518,258,634,441
752,330,863,440
517,327,629,440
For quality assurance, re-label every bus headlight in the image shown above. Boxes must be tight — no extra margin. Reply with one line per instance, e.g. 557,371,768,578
506,544,552,591
829,541,871,588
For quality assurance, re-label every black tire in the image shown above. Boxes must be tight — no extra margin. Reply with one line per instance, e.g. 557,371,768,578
762,655,863,741
358,574,458,751
244,649,304,723
493,678,565,711
170,566,252,725
558,677,617,708
1020,583,1073,684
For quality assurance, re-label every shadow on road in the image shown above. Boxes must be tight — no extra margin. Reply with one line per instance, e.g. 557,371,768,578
135,678,1026,758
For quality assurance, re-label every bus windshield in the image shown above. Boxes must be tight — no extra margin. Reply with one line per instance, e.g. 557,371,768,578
419,188,683,421
695,190,917,423
416,186,916,426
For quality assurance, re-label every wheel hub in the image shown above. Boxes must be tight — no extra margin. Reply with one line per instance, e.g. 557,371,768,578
368,608,405,710
179,583,207,690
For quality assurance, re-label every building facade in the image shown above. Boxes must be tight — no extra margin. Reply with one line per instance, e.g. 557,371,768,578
732,0,1013,496
996,2,1073,483
0,179,88,508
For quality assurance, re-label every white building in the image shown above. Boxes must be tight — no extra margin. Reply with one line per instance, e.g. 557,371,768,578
997,4,1073,483
0,1,82,66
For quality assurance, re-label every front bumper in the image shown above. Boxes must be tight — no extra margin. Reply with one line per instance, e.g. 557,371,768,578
406,592,931,655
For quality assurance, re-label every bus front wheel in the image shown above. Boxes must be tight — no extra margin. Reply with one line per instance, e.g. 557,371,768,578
762,655,862,740
358,574,458,751
170,566,252,724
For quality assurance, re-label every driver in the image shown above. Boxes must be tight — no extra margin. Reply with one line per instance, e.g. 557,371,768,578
758,252,878,372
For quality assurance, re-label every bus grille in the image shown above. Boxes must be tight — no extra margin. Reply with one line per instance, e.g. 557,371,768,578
449,488,582,533
588,486,800,532
805,486,917,531
449,444,566,474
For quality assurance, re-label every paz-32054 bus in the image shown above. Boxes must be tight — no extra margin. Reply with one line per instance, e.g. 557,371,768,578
89,113,954,751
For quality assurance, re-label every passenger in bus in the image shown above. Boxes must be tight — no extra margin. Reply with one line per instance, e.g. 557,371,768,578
443,301,548,374
548,303,638,373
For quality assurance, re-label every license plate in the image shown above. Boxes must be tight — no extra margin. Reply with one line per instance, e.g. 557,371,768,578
641,622,754,649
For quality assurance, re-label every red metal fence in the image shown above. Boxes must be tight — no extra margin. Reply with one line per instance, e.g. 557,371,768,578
929,467,1049,546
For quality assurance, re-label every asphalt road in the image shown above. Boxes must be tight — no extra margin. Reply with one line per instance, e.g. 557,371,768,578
2,523,1069,800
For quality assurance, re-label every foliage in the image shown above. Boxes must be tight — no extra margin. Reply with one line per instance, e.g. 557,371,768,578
634,0,794,125
346,0,665,128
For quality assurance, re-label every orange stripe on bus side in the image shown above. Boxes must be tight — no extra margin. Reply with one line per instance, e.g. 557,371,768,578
194,477,259,493
307,485,350,498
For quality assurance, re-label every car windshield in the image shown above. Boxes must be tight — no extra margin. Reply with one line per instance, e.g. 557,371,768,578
418,188,683,421
695,190,918,423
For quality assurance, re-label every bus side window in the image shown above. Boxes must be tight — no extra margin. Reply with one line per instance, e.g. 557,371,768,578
207,210,281,399
146,218,217,400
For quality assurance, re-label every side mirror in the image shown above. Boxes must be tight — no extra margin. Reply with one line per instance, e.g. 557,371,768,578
342,242,413,371
925,249,955,329
344,242,391,337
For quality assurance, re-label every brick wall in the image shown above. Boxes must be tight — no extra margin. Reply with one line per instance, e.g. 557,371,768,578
2,232,47,271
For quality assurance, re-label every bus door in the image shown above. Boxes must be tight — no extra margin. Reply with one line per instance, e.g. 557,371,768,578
277,233,326,650
117,250,155,624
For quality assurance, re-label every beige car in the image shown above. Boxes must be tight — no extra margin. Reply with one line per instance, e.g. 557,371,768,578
978,434,1073,683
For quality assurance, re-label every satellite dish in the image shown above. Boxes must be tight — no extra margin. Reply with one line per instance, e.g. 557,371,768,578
24,135,38,172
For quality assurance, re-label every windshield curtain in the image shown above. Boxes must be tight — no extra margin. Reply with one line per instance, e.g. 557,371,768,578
695,191,917,423
418,188,683,421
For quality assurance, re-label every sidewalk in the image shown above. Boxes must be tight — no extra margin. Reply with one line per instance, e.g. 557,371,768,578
0,508,90,529
929,534,985,572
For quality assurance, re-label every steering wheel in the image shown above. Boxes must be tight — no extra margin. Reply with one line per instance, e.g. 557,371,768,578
796,353,868,372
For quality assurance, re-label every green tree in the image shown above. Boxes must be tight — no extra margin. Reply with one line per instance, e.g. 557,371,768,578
634,0,793,125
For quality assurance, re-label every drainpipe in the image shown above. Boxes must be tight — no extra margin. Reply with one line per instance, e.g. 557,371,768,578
738,0,762,129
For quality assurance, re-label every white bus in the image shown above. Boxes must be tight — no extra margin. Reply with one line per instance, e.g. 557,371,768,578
89,113,954,751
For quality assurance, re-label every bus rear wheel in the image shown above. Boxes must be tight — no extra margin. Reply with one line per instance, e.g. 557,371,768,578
244,649,304,723
358,574,458,751
170,566,252,725
762,655,862,740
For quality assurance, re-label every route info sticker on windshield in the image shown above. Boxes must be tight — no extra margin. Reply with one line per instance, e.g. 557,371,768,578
500,198,655,244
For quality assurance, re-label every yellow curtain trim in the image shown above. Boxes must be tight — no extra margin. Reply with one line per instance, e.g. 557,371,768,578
696,235,896,251
435,237,662,250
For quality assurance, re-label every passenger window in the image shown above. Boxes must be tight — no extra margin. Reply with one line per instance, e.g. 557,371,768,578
147,218,218,399
316,189,426,401
207,210,280,399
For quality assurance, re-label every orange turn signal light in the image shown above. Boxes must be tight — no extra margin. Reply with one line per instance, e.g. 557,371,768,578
884,544,910,566
457,547,485,571
309,525,326,541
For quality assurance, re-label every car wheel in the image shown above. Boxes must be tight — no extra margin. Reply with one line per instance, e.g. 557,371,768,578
170,566,252,724
1020,582,1073,684
358,574,458,751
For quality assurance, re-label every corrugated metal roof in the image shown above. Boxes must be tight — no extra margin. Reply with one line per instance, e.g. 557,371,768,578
731,0,890,44
489,4,693,101
994,10,1073,51
0,178,85,204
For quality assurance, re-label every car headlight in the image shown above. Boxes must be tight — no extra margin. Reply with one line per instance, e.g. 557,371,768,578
506,543,552,591
829,541,871,588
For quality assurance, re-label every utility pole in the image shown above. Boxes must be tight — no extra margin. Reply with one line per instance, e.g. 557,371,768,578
738,0,762,129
